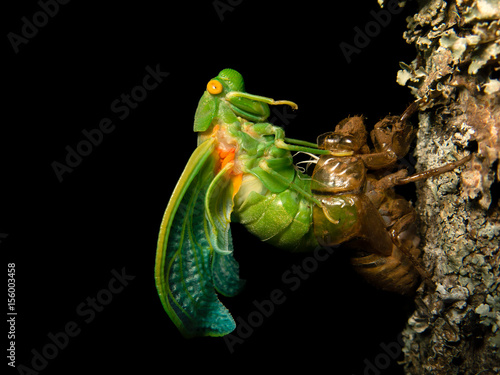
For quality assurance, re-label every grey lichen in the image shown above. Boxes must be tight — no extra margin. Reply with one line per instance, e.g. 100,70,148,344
396,0,499,210
382,0,500,373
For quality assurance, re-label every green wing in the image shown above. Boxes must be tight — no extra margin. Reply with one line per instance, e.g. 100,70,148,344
155,138,244,338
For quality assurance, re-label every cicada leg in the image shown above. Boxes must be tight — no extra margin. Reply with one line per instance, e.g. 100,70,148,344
395,153,472,185
269,126,330,156
365,153,472,191
257,159,321,206
274,138,330,155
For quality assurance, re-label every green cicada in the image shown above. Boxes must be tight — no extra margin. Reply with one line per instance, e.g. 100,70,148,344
155,69,329,338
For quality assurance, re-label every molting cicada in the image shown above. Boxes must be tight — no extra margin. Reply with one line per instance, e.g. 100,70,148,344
155,70,472,338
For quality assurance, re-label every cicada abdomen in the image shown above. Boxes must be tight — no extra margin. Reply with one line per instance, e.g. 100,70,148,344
350,178,422,294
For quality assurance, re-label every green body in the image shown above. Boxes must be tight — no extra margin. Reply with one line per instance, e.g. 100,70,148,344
155,69,327,338
217,119,319,252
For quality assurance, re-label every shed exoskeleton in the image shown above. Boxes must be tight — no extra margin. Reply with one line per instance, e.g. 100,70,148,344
311,103,472,294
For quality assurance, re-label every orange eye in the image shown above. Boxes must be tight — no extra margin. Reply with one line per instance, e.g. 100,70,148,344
207,80,223,95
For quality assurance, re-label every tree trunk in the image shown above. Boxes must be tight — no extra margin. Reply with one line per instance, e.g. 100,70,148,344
390,0,500,373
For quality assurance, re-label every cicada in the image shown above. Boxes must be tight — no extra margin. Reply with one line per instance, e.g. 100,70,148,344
155,70,472,338
155,69,328,338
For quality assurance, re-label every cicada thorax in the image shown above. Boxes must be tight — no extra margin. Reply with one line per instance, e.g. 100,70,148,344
311,133,422,295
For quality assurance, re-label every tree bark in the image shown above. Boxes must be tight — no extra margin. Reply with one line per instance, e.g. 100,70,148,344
389,0,500,373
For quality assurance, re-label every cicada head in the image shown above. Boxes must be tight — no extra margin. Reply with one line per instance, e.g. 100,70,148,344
195,68,263,132
195,69,296,132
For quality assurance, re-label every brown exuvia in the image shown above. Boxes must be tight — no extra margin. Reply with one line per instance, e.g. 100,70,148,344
311,101,472,294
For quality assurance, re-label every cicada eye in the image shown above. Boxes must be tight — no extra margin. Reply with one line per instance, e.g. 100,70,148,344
207,80,223,95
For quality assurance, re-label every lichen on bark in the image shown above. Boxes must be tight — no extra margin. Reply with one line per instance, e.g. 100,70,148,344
381,0,500,373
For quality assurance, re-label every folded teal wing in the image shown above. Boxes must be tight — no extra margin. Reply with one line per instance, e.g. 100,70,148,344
155,138,244,337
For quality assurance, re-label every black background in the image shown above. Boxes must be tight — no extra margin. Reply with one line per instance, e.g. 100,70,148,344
5,1,420,374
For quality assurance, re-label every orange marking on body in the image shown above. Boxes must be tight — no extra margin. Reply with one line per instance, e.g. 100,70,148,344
218,148,231,160
231,173,243,198
219,148,235,170
211,124,220,136
215,144,242,198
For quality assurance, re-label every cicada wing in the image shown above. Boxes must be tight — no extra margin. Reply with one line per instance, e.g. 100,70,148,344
212,235,245,298
155,138,244,337
206,169,245,297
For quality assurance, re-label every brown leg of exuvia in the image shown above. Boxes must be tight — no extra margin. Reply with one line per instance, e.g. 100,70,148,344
398,100,421,123
395,153,473,185
370,169,408,191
